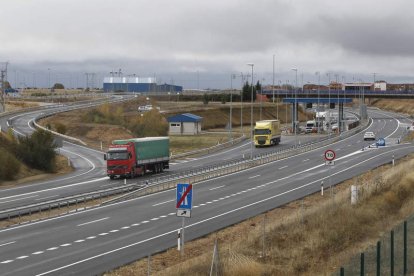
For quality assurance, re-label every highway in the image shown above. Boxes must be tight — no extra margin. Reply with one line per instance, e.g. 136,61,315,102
0,102,325,211
0,107,412,275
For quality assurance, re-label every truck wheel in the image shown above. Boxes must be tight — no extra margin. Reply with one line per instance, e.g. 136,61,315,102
109,176,114,180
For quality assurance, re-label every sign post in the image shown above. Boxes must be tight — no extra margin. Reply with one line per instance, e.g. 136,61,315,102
324,149,336,197
176,183,193,256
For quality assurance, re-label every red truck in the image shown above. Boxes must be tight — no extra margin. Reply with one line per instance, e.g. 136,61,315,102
104,137,169,179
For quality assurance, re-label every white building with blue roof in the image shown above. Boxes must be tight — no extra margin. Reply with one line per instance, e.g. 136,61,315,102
167,113,203,135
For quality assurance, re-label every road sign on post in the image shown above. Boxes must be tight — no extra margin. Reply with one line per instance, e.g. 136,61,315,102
176,183,193,256
324,149,336,161
176,183,193,212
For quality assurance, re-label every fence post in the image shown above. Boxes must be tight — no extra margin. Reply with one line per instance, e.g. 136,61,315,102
404,221,407,275
360,252,364,276
391,230,394,276
377,241,381,276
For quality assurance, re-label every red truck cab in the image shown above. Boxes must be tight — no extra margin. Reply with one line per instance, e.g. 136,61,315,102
105,143,143,179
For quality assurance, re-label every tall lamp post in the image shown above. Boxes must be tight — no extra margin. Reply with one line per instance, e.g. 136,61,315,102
315,71,320,135
335,74,339,134
272,54,275,104
247,63,254,159
240,72,244,135
230,73,236,140
273,55,279,119
292,68,298,147
48,68,51,90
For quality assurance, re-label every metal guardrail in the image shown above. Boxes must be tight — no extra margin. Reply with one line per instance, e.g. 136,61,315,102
0,183,143,220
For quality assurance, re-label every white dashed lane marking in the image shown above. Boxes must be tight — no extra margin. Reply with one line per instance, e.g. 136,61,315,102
32,251,44,255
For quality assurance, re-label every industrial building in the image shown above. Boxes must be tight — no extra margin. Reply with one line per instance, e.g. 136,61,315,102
103,77,182,93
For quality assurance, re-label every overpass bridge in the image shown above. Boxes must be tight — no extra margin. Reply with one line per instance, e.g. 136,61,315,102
283,97,354,133
262,89,414,99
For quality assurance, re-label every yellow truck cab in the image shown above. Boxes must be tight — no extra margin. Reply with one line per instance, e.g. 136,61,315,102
254,119,281,147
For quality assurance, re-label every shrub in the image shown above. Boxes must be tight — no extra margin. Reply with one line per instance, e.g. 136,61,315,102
16,129,57,172
203,93,210,105
54,122,67,134
127,110,168,137
0,148,20,181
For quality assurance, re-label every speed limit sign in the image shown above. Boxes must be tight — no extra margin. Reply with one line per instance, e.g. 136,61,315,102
324,149,336,161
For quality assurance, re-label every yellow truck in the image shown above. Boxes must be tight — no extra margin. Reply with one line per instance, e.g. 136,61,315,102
254,120,281,147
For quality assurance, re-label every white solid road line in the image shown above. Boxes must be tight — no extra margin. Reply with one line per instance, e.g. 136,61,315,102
0,241,16,247
209,185,225,191
77,217,109,227
248,175,261,179
152,199,175,207
35,195,59,201
0,177,108,201
0,195,38,204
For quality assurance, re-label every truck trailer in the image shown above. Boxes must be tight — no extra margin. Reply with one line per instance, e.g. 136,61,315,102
253,120,281,147
105,137,169,179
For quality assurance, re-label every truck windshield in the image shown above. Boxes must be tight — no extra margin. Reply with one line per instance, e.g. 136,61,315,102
107,151,129,160
254,129,271,135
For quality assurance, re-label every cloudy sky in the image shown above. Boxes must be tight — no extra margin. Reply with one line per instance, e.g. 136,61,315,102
1,0,413,89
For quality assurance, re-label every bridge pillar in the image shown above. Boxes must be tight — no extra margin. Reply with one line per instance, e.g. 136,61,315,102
339,103,344,132
291,102,298,132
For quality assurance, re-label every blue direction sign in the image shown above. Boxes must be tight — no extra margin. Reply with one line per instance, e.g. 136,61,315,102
376,138,386,147
176,183,193,210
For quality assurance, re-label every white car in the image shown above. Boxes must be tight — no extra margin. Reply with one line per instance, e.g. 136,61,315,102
363,131,376,141
138,105,160,112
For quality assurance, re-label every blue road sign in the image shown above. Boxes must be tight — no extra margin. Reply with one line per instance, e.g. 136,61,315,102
376,138,386,147
176,183,193,210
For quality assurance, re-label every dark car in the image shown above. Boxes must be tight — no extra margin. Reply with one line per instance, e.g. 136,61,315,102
5,88,18,93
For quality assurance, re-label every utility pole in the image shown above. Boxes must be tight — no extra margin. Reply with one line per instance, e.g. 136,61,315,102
0,62,9,113
85,73,96,91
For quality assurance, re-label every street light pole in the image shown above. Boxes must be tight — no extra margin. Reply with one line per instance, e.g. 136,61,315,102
247,63,254,159
335,74,339,134
272,54,275,104
260,78,265,121
230,74,236,140
240,72,244,135
315,71,320,136
292,68,298,147
48,68,51,90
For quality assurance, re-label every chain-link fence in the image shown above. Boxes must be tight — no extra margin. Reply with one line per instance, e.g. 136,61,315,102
337,215,414,275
